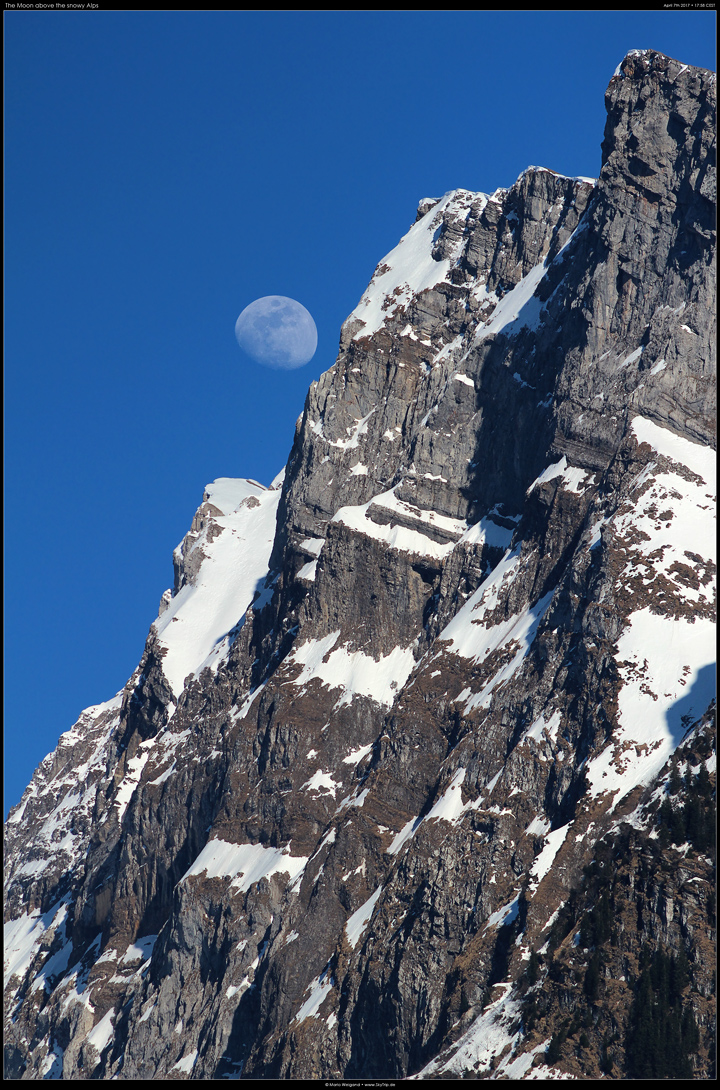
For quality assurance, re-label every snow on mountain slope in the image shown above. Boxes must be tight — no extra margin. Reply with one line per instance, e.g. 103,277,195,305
153,477,280,696
4,476,282,991
5,694,124,901
349,189,480,340
583,416,716,809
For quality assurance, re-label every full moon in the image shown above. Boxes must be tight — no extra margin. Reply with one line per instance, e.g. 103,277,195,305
235,296,318,370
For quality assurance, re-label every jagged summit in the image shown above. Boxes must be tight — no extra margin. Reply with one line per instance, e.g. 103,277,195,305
4,53,716,1081
612,45,717,79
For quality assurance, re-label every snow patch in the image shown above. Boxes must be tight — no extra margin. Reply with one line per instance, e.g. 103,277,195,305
444,580,555,712
172,1051,198,1074
416,981,523,1078
293,965,335,1023
289,631,416,709
86,1008,115,1055
526,710,562,745
345,886,383,948
342,743,373,766
530,824,570,885
474,258,547,344
460,516,515,551
302,770,340,797
153,480,280,697
121,935,157,964
388,816,421,855
351,190,479,339
485,895,521,931
425,768,467,824
183,839,308,893
299,537,324,556
4,897,69,990
631,416,715,483
332,487,465,560
528,455,593,495
587,609,716,810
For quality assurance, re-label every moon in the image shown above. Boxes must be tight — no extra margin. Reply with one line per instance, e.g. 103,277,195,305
235,296,318,370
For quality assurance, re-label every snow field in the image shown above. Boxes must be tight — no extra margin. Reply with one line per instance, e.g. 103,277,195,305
4,903,62,991
473,258,548,344
528,455,594,495
153,479,280,698
288,629,417,709
580,416,716,809
183,839,308,893
332,485,467,560
587,608,716,809
345,886,383,949
440,538,554,714
350,190,479,340
293,964,335,1024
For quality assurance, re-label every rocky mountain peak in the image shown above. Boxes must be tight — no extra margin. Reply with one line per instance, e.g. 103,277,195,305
4,52,715,1081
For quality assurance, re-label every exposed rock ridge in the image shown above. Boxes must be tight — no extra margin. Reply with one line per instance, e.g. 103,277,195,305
4,49,716,1081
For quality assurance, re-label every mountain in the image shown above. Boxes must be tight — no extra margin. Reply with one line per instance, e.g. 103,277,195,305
4,48,716,1081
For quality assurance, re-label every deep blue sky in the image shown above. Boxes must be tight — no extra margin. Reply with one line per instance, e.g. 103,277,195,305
4,10,716,813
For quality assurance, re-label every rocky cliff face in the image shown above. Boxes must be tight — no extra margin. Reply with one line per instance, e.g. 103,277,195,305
4,49,716,1080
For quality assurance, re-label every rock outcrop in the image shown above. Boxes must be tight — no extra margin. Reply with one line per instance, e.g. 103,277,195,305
4,49,716,1080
